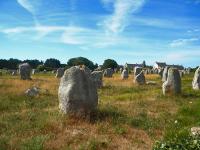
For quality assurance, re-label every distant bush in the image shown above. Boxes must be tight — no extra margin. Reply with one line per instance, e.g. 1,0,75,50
44,58,61,69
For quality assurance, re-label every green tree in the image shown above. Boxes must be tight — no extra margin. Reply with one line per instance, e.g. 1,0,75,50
23,59,43,69
44,58,61,69
142,60,146,68
102,59,118,69
67,57,97,70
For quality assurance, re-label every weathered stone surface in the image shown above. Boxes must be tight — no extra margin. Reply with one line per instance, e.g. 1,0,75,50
134,67,142,77
134,71,146,85
58,66,98,116
91,71,103,88
191,127,200,136
121,69,129,79
162,68,181,95
162,66,169,82
19,63,32,80
56,68,65,78
192,67,200,90
25,87,39,97
103,68,113,78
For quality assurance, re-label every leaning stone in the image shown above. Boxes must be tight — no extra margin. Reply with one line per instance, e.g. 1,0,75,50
162,68,181,95
134,71,146,85
91,71,103,88
25,87,39,97
192,66,200,90
56,68,65,78
162,66,169,82
121,69,129,79
19,63,32,80
103,68,113,78
58,66,98,116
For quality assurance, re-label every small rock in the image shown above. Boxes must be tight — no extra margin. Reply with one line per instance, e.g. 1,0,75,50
191,127,200,136
25,87,39,97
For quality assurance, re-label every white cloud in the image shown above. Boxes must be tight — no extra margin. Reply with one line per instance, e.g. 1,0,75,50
102,0,146,33
17,0,35,14
170,38,199,47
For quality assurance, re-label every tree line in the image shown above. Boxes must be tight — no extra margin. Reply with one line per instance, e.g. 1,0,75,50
0,57,118,71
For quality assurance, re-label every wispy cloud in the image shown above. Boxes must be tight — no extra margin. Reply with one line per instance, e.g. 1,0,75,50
17,0,35,14
102,0,146,33
170,38,199,47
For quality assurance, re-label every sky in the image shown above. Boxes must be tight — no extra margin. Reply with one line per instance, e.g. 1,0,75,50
0,0,200,67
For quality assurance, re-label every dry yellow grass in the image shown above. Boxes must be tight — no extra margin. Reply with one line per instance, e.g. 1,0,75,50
0,73,197,150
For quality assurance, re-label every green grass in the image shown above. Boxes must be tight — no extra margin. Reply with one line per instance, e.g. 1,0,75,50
0,72,199,149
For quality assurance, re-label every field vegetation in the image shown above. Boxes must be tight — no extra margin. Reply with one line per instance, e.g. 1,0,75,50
0,72,200,150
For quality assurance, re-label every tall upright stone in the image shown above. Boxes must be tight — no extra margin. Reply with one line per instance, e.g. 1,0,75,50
91,71,103,88
162,68,181,95
162,66,169,82
103,68,113,78
134,71,146,85
121,69,129,79
58,66,98,116
134,67,142,77
19,63,32,80
56,68,65,78
192,67,200,90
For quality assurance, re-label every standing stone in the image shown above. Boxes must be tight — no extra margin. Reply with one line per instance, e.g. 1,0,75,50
19,63,32,80
32,69,36,75
134,67,142,77
56,68,65,78
121,69,129,79
158,69,164,78
12,70,17,76
134,71,146,85
103,68,113,78
162,66,169,82
186,68,191,74
192,67,200,90
179,70,184,78
119,68,123,73
162,68,181,95
58,66,98,116
91,71,103,88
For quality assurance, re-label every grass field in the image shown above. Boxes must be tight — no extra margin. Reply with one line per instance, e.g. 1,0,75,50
0,72,200,150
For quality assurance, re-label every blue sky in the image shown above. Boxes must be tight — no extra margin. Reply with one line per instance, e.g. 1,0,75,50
0,0,200,67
